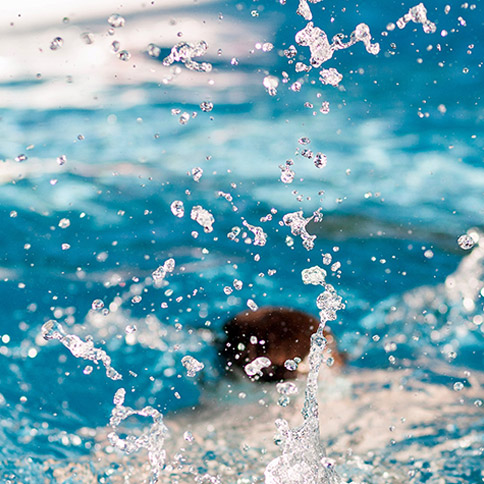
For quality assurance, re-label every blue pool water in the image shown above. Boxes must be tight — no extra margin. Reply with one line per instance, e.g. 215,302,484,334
0,0,483,482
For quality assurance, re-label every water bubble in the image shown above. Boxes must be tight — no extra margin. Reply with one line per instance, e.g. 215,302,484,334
200,101,213,112
457,234,475,250
56,155,67,165
131,295,142,304
61,243,71,250
170,200,185,218
233,279,243,290
125,324,137,334
92,299,104,310
181,355,205,377
50,37,63,50
108,13,125,28
58,218,70,229
223,286,233,295
474,399,483,407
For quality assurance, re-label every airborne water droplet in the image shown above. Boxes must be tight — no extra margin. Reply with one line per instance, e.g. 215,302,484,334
108,13,126,28
50,37,63,51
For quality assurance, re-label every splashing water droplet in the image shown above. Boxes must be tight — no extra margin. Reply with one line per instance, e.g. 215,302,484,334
91,299,104,310
41,320,65,341
147,43,161,57
282,210,320,250
152,258,176,283
41,320,122,380
453,381,464,391
108,13,125,28
170,200,185,218
284,359,298,371
263,75,279,96
319,67,343,86
244,356,271,377
457,234,475,250
163,41,212,72
396,3,436,34
242,220,267,246
302,266,327,285
181,355,205,377
191,167,203,182
200,101,213,112
56,155,67,165
191,205,215,233
58,218,70,229
314,152,327,168
247,299,259,311
50,37,63,50
15,154,27,162
118,50,131,61
109,388,168,482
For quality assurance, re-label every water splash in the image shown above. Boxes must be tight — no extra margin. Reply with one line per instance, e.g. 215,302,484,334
191,205,215,233
244,356,272,378
297,0,323,21
282,209,321,250
108,388,169,483
163,41,213,72
264,271,345,484
152,258,175,283
41,320,122,380
170,200,185,218
181,355,205,377
295,22,380,69
242,220,268,247
396,3,437,34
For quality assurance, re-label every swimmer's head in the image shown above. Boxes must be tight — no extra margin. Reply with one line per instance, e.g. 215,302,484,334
220,306,342,382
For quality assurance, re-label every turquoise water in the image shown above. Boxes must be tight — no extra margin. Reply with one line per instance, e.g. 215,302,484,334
0,1,483,482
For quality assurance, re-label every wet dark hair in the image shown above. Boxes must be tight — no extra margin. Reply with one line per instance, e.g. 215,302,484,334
220,306,342,382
